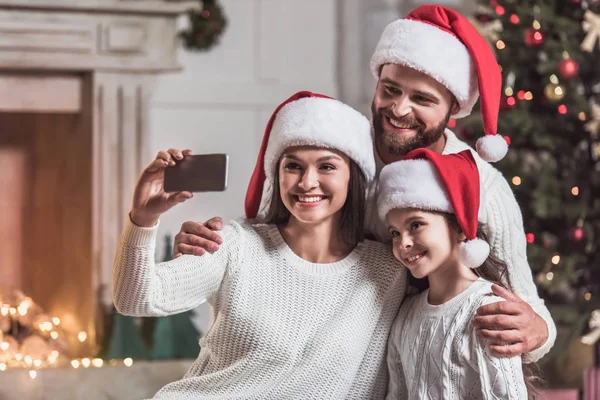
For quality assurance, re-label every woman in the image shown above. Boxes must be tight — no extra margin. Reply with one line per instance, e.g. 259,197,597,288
112,91,407,399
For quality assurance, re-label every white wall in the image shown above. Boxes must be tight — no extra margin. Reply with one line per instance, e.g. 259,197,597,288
147,0,338,332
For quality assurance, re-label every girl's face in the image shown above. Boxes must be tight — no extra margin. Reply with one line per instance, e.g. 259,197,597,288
386,208,464,279
278,146,351,226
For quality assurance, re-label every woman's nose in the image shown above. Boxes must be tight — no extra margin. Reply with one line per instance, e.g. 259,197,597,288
298,168,319,190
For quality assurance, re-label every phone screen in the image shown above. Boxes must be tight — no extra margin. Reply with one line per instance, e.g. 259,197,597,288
164,153,228,193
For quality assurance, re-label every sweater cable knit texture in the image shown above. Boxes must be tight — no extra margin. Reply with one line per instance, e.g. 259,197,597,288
386,278,528,399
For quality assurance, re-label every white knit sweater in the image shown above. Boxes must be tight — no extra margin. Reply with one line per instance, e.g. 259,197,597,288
113,219,407,400
386,278,528,399
366,129,556,363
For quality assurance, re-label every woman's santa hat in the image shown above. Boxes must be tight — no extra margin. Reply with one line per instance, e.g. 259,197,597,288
370,4,509,163
245,91,375,220
377,148,490,269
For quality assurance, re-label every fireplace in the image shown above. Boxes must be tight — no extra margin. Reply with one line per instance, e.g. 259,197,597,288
0,0,196,356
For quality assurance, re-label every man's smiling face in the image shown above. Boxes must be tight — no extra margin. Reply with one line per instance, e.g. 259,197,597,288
371,64,459,164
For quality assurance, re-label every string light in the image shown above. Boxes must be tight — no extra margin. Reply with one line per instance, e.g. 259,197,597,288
558,104,568,114
505,87,514,96
78,331,87,343
0,363,5,371
71,360,80,369
496,40,506,50
526,233,535,243
550,74,559,84
52,317,60,326
585,292,592,301
495,5,505,15
50,331,59,340
551,255,561,265
572,187,579,196
124,358,133,367
81,358,91,368
92,358,104,368
517,90,526,100
524,91,533,100
546,272,554,281
532,20,541,30
579,112,587,121
28,370,36,380
512,176,522,185
510,14,520,24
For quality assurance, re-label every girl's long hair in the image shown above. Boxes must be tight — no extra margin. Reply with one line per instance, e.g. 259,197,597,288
439,213,544,399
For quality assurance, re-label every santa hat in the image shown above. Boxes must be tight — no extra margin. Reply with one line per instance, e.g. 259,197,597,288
377,148,490,269
370,4,508,163
245,91,375,220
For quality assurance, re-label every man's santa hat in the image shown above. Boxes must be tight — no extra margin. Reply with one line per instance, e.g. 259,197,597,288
370,4,508,163
245,91,375,220
377,148,490,269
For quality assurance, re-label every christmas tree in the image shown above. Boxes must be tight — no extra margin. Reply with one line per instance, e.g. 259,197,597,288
462,0,600,372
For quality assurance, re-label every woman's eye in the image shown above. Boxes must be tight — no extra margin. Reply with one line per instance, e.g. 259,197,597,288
411,222,422,230
389,230,400,238
320,164,335,171
284,163,301,170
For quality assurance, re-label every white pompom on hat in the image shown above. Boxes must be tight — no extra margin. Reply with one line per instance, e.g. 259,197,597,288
377,148,490,269
370,4,509,162
244,91,375,221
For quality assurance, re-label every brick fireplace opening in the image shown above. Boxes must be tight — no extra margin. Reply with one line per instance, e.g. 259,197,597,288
0,108,93,347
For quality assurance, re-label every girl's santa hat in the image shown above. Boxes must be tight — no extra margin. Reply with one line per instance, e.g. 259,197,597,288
377,148,490,269
370,4,508,162
245,91,375,220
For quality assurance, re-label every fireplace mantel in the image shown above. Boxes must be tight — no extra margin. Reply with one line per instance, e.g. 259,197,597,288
0,0,197,355
0,0,198,72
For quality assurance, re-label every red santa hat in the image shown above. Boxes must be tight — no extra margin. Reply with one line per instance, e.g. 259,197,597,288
370,4,508,163
245,91,375,220
377,148,490,269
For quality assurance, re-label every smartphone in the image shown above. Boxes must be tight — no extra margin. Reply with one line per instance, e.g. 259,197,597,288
164,153,229,193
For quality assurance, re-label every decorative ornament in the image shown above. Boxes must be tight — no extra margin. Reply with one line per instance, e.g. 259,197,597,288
582,310,600,345
500,95,517,109
180,0,228,52
558,58,580,79
585,103,600,137
581,10,600,52
525,28,545,47
544,83,566,102
571,227,585,241
470,17,503,43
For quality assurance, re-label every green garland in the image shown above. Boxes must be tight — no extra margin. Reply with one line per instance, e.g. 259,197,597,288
180,0,227,52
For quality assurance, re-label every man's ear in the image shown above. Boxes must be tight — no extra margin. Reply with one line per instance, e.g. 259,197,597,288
451,100,461,116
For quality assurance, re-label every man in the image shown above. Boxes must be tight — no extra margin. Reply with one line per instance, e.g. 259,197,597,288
172,4,555,362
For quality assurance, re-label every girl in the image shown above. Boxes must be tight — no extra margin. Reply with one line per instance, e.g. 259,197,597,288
377,148,533,399
112,91,407,399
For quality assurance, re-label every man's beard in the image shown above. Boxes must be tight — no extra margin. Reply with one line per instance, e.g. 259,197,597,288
371,102,452,158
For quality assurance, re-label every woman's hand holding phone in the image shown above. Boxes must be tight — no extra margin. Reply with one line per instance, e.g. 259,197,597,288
129,148,194,227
